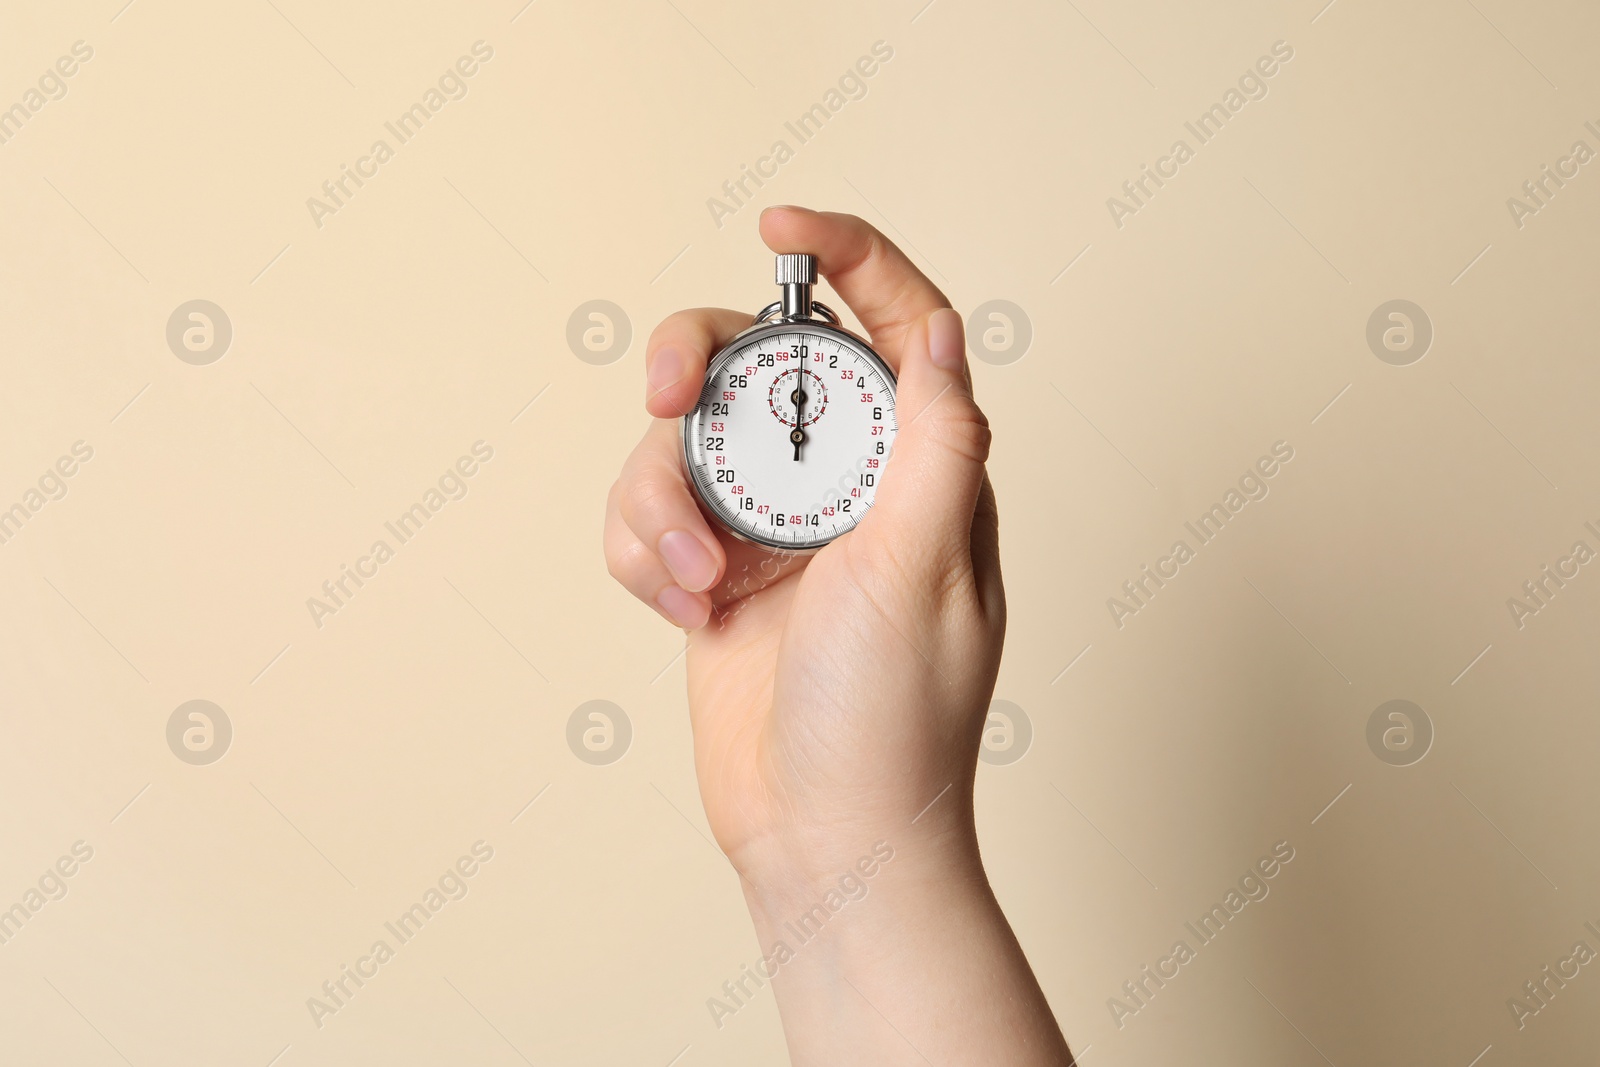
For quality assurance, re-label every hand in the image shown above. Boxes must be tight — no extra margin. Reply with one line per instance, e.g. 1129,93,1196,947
604,207,1071,1065
604,206,1001,881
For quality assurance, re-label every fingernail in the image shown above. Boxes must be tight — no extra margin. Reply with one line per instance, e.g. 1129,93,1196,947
929,308,965,371
658,530,717,593
657,585,706,629
647,347,685,399
762,204,801,215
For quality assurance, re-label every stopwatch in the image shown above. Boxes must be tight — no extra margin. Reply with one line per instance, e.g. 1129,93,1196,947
683,253,897,552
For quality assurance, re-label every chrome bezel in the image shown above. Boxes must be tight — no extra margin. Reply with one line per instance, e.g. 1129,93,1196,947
682,317,897,554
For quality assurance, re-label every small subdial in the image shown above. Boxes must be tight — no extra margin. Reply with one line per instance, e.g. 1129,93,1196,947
767,368,828,428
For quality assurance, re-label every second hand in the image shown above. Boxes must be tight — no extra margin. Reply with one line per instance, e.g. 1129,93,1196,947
791,370,806,461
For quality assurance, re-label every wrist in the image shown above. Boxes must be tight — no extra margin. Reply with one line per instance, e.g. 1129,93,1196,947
729,816,1012,1057
732,806,986,930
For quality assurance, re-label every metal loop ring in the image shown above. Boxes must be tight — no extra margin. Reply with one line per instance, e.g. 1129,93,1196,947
753,300,842,326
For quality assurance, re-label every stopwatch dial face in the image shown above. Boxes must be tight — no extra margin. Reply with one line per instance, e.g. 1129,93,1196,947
685,329,897,550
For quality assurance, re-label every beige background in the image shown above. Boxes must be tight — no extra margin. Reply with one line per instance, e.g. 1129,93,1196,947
1,0,1596,1063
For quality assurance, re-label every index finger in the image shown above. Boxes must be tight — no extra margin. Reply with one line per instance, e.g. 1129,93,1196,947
644,306,754,419
758,206,949,365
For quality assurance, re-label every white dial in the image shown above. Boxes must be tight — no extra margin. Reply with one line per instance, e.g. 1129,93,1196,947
684,323,897,551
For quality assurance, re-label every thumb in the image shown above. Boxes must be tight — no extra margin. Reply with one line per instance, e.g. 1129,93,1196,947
868,307,991,572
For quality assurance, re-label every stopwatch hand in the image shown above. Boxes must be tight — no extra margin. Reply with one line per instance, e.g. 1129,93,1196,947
792,381,805,461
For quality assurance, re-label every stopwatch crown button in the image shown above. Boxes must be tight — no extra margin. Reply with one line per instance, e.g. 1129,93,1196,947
775,253,817,285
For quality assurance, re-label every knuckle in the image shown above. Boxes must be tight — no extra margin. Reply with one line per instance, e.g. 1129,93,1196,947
918,539,978,608
647,308,697,346
621,466,681,527
922,399,992,465
647,307,728,356
605,538,653,585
